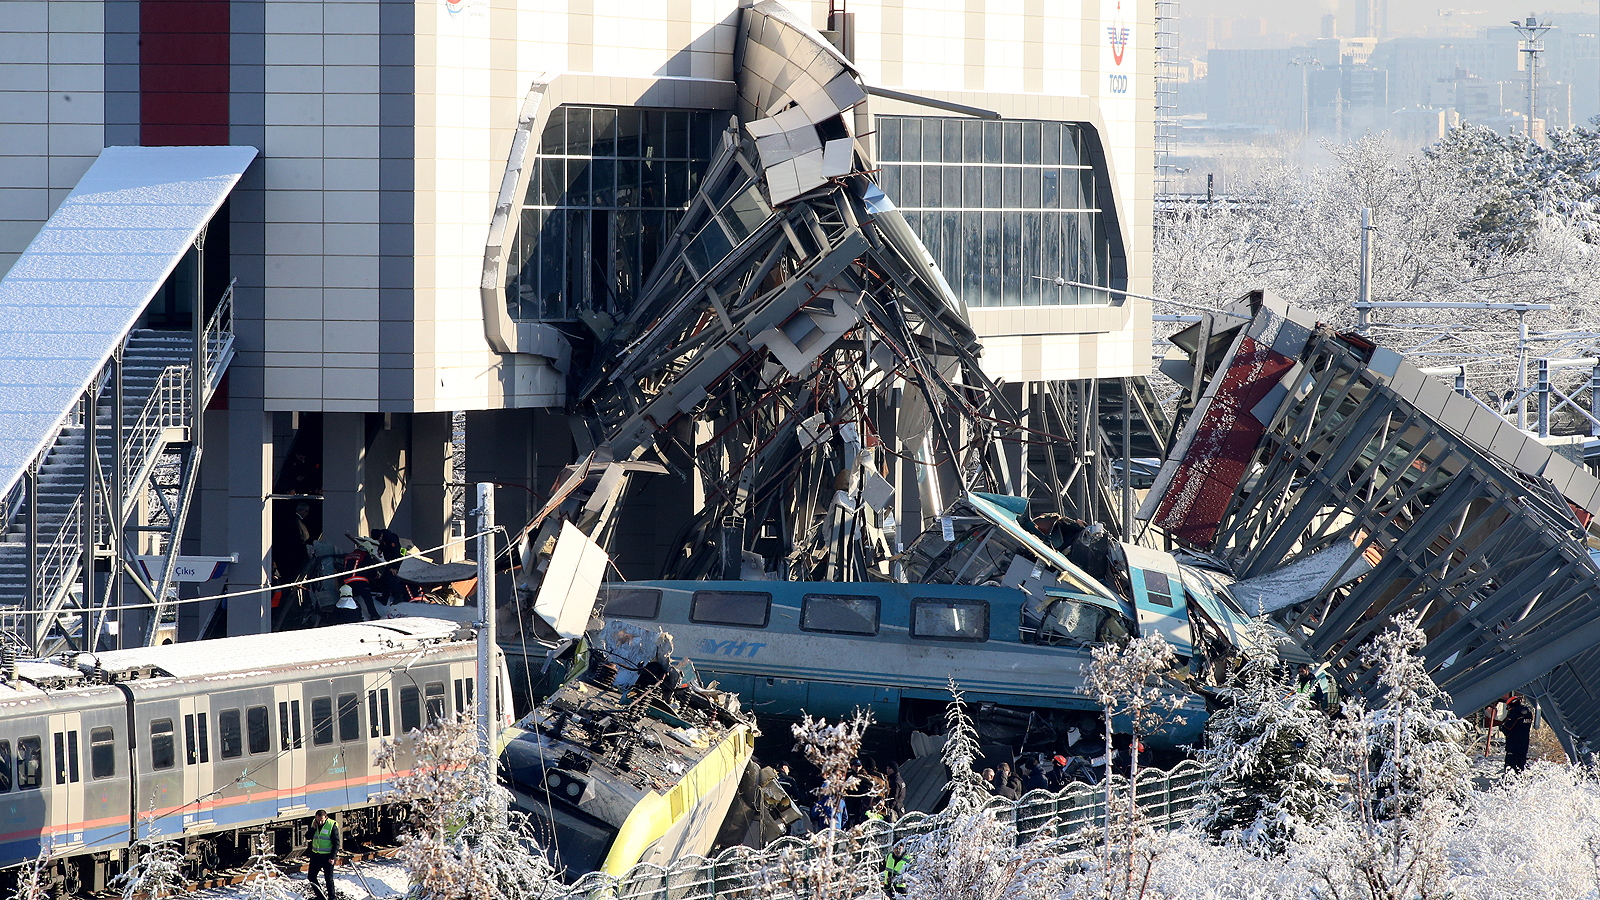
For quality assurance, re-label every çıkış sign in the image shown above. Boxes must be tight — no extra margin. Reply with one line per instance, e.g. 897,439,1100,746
135,555,237,584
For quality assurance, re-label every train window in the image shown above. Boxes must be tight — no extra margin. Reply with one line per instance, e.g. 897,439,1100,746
400,686,421,733
90,727,115,779
0,741,10,792
185,713,210,765
690,591,771,627
1142,571,1174,608
454,678,475,715
311,697,334,746
219,709,243,760
368,689,392,738
602,587,661,619
425,682,447,725
55,731,80,784
800,594,881,635
247,706,270,755
337,694,360,743
279,700,303,750
16,737,40,790
150,720,175,770
910,598,989,642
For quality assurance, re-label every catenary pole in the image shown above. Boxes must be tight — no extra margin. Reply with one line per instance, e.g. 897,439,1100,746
476,482,497,779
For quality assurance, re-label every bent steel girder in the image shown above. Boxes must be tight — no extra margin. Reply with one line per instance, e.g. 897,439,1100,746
1142,292,1600,754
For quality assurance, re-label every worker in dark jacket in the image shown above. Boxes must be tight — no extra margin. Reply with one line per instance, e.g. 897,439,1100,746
1500,694,1535,772
307,808,342,900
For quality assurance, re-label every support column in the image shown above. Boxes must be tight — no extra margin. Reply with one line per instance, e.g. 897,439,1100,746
411,412,457,561
224,408,273,636
322,412,369,543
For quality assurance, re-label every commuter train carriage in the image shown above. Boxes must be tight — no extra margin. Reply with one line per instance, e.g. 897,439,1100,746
0,617,511,895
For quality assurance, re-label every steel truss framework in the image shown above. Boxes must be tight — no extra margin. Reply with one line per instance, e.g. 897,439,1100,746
1146,293,1600,756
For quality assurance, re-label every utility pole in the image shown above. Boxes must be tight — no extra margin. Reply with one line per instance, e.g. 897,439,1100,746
475,482,497,781
1289,54,1321,136
1356,208,1373,334
1513,16,1552,145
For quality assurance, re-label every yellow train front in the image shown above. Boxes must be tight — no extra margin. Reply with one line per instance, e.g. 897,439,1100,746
0,618,508,894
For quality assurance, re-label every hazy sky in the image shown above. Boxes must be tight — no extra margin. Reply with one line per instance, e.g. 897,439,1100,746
1184,0,1599,41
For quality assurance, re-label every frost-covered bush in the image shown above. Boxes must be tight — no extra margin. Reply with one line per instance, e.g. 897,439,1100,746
112,831,187,900
1192,637,1336,851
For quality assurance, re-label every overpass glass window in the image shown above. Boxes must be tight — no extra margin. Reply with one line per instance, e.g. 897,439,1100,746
0,741,10,791
601,587,660,619
16,737,40,789
90,727,115,779
337,693,360,743
911,599,989,642
219,709,242,759
311,697,334,747
511,105,722,322
690,591,771,627
247,706,271,755
876,116,1114,308
150,719,175,771
800,594,880,635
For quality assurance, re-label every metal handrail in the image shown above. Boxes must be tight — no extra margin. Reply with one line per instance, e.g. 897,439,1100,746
33,494,83,638
202,279,235,392
119,365,190,513
557,760,1214,900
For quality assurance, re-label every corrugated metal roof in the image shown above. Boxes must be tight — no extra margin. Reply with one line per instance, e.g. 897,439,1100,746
80,618,463,678
0,145,257,500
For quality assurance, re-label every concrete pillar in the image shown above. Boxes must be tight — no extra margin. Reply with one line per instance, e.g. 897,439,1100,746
364,414,410,534
322,412,368,543
410,412,457,561
225,408,273,636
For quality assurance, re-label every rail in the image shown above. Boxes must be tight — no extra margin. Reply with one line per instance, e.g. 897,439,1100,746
556,760,1212,900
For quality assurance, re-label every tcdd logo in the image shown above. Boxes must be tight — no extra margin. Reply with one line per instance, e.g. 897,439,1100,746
1107,0,1129,67
445,0,466,16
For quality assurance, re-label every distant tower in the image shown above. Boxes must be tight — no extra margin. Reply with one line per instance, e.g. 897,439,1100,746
1321,14,1337,40
1338,0,1385,39
1513,15,1552,144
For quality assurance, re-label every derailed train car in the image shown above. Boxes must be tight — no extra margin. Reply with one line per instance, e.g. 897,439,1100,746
597,491,1307,750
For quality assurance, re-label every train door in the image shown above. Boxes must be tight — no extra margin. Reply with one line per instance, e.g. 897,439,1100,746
275,682,307,815
44,711,85,849
175,695,214,833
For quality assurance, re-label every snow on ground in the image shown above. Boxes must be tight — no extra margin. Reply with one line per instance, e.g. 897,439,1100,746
187,857,411,900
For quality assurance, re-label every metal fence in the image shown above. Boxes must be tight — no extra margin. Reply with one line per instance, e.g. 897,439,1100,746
557,760,1212,900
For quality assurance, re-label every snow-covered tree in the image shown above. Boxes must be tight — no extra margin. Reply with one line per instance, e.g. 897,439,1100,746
238,830,297,900
1083,632,1184,900
901,684,1075,900
1192,634,1337,851
112,830,187,900
375,713,559,900
10,848,51,900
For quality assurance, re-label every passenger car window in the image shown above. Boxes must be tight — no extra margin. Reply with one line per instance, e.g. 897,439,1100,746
311,697,334,746
800,594,880,635
247,706,270,755
54,732,80,784
16,737,40,790
150,719,175,770
1142,570,1174,608
279,700,303,751
602,587,661,619
690,591,771,627
369,688,392,738
0,740,11,791
218,709,242,759
90,727,115,779
337,693,360,743
454,678,475,716
425,682,447,725
185,713,209,765
911,599,989,641
400,686,421,733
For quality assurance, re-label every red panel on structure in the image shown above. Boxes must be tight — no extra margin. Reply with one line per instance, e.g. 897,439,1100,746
1153,334,1296,548
140,0,229,146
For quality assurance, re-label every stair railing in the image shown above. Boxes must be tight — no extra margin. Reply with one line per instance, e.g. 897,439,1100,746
32,493,83,644
120,365,192,514
202,279,236,393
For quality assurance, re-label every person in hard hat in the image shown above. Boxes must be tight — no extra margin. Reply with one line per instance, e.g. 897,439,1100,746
340,534,382,621
306,809,342,900
882,840,911,895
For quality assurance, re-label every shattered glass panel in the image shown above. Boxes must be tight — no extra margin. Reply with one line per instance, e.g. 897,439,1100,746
912,599,989,641
800,594,880,635
511,104,718,322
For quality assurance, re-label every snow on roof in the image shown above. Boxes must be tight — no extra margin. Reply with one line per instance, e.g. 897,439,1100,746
79,618,465,679
0,145,258,500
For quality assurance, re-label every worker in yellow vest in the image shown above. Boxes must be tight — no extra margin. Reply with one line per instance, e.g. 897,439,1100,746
882,840,911,895
307,809,342,900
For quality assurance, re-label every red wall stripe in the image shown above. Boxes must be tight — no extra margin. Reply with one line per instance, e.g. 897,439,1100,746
140,0,229,145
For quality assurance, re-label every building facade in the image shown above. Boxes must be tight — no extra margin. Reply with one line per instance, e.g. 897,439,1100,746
0,0,1155,635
